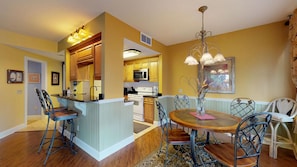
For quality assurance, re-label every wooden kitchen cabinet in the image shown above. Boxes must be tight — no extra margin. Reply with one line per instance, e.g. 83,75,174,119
124,61,134,82
123,56,159,82
70,46,93,81
134,59,149,70
144,97,155,123
76,45,93,67
70,52,78,81
68,33,101,81
149,57,158,82
94,42,102,80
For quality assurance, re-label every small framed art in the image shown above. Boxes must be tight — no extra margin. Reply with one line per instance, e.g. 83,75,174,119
7,69,24,84
51,72,60,85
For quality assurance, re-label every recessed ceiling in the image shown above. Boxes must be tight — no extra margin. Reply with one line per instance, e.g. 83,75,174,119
124,39,159,61
0,0,296,60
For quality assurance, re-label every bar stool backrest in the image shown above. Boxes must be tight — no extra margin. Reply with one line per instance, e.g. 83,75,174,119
41,90,56,115
35,88,49,115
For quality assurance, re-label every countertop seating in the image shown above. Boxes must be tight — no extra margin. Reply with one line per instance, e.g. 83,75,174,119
262,97,297,160
156,101,191,166
204,112,272,167
35,89,79,165
229,97,255,143
35,89,66,152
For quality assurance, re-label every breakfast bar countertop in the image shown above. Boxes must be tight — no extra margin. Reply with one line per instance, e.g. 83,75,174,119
51,94,100,102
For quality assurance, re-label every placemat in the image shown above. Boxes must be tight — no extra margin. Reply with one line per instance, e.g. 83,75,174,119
190,112,216,120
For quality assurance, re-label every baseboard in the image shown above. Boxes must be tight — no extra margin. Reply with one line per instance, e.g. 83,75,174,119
0,123,26,139
59,127,135,161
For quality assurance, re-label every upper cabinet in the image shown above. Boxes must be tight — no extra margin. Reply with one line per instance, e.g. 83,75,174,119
68,33,101,81
94,42,102,80
148,57,158,82
70,52,78,81
76,45,93,67
124,61,134,82
124,56,159,82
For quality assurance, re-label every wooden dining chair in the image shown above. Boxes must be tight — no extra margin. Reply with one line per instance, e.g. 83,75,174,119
156,101,191,166
38,89,79,165
229,97,255,143
204,112,272,167
262,97,297,160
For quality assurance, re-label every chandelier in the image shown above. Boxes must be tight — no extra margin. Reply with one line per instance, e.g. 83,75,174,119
184,6,225,66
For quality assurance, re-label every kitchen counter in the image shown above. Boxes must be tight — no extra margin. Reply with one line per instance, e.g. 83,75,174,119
51,94,100,102
50,93,134,162
143,95,159,98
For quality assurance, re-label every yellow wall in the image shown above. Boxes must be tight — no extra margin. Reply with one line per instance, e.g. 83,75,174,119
1,12,295,134
167,21,295,101
59,13,294,101
0,29,57,52
58,12,168,99
0,31,62,132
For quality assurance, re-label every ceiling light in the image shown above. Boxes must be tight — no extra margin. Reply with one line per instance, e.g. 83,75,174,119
79,26,87,37
184,6,225,66
67,25,91,44
123,49,141,58
67,34,76,43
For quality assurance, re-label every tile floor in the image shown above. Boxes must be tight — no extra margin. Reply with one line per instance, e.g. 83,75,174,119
19,117,156,139
18,117,54,132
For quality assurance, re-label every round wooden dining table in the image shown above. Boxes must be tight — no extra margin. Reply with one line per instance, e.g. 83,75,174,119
169,109,241,166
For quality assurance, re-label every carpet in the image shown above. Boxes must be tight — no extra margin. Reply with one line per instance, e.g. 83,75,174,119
135,144,224,167
135,133,229,167
134,122,150,134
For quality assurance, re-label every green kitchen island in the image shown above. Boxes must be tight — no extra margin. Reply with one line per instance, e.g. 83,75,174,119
52,94,134,161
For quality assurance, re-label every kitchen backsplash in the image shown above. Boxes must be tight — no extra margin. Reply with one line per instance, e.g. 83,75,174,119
124,81,158,90
71,80,102,96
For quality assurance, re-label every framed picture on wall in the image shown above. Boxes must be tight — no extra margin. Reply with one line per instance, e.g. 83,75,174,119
28,73,40,83
203,57,235,93
7,69,24,84
51,72,60,85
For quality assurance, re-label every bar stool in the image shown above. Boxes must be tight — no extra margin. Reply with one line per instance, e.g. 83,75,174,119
35,88,66,153
37,89,79,165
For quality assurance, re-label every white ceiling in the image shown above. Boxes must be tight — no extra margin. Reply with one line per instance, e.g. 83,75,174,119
1,0,296,60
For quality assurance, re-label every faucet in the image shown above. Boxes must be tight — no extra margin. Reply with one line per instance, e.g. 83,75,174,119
90,86,99,96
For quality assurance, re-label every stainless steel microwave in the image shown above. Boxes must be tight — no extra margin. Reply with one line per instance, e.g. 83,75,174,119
133,69,149,81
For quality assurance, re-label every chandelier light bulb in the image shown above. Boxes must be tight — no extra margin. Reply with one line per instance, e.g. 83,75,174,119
184,55,199,65
200,52,213,64
214,53,225,62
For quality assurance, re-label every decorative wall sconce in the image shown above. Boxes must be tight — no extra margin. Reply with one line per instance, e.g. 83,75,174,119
67,25,92,44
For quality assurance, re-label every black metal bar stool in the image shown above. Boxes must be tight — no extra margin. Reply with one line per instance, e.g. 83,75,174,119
35,88,66,153
35,89,79,165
